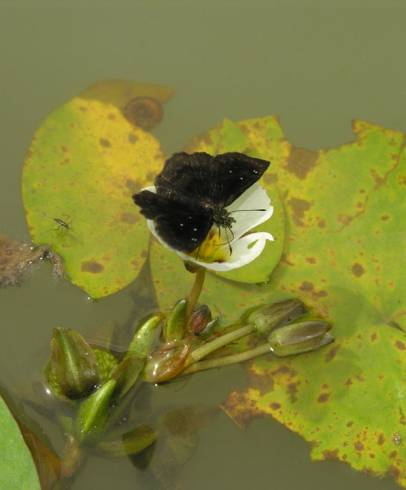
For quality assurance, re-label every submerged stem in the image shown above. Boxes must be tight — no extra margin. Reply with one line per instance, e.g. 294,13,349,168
183,343,271,375
185,268,206,321
186,324,254,365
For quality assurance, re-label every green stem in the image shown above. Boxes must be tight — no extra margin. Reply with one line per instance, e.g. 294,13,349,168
186,324,254,365
185,268,206,321
183,343,271,375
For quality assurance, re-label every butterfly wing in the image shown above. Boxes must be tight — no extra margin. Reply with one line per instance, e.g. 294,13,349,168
155,152,218,204
212,153,270,207
133,190,213,253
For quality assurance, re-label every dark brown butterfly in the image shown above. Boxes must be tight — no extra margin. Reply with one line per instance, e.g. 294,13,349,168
133,152,270,253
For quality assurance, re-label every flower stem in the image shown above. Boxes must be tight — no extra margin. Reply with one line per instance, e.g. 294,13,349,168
185,268,206,321
186,324,254,365
183,343,271,375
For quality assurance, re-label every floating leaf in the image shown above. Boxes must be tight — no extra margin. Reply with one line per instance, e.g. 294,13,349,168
0,396,40,489
186,118,286,284
22,83,169,298
196,117,406,487
151,116,406,487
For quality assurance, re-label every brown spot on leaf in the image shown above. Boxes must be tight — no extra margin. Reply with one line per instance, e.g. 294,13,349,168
263,173,278,185
128,133,138,144
81,261,104,273
287,382,299,403
371,169,384,187
325,344,340,363
317,218,326,228
299,280,314,292
390,465,401,481
346,421,354,427
377,433,385,445
370,332,377,342
395,340,406,350
338,214,352,226
125,179,141,193
121,212,137,224
99,138,111,148
352,263,365,277
288,198,312,226
286,147,318,179
306,257,316,264
354,441,364,452
381,214,390,221
317,392,330,403
270,402,281,410
323,449,339,460
221,391,263,429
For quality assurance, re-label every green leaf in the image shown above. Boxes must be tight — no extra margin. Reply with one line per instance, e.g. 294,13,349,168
151,116,406,487
185,117,286,284
0,396,40,490
203,118,406,487
22,81,172,298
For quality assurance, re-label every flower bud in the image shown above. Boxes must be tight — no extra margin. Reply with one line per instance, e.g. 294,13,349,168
128,314,162,359
248,299,306,336
268,321,333,357
187,304,212,335
143,341,192,383
76,379,117,442
163,299,187,342
45,328,100,400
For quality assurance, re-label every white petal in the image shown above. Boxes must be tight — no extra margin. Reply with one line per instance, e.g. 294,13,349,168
177,232,274,271
226,184,273,241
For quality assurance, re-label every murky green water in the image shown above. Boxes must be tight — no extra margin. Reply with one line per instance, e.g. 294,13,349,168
1,1,405,488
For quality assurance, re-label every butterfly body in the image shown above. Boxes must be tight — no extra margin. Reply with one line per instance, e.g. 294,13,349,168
133,152,270,253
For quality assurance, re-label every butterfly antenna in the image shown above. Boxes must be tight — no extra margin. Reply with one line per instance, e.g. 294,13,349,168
230,208,266,213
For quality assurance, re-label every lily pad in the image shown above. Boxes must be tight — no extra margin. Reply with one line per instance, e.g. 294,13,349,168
186,117,287,283
0,396,40,489
216,118,406,487
22,84,169,298
152,116,406,487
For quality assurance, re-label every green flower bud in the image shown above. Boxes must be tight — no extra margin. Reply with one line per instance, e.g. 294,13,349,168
76,379,117,442
268,321,333,357
163,299,187,342
248,299,306,336
97,424,156,457
45,328,100,400
128,314,162,359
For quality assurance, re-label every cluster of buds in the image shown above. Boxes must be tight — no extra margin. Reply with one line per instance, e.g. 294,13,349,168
43,297,332,470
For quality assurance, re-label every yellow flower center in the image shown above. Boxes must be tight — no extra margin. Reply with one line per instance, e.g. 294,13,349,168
190,226,232,263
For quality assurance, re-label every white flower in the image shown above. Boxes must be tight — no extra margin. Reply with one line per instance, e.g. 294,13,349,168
146,183,274,272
